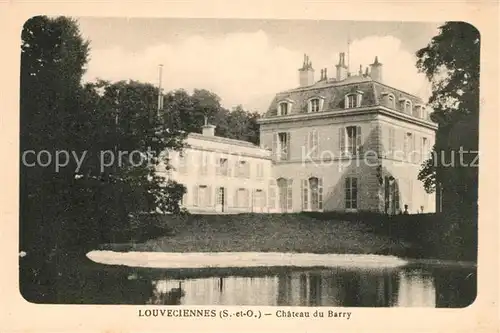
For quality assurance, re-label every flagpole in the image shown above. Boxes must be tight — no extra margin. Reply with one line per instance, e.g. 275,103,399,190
157,64,163,117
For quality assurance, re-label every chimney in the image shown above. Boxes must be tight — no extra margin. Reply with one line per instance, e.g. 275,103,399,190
358,64,363,76
202,116,216,136
369,56,383,82
298,53,315,87
335,52,348,81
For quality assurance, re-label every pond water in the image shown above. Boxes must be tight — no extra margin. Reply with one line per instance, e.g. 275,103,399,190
75,252,476,307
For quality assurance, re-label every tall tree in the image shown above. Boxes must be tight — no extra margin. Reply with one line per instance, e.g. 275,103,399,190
20,16,187,287
416,22,480,217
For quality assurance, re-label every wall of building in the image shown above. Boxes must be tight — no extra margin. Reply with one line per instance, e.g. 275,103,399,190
159,135,273,214
377,114,436,214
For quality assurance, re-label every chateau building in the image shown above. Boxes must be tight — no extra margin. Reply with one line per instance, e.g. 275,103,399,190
163,53,437,214
258,53,437,214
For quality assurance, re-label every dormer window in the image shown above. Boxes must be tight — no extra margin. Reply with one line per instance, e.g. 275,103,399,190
399,98,412,114
344,92,363,109
307,97,325,113
277,99,294,116
310,99,320,112
414,104,424,118
279,102,289,116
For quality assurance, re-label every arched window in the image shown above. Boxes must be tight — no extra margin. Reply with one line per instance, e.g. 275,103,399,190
344,92,363,109
403,100,412,114
278,102,289,116
301,177,323,211
387,94,396,109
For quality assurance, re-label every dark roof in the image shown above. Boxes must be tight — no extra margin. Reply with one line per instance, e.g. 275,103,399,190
264,74,425,118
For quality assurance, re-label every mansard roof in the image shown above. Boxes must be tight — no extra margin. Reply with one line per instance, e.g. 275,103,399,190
264,74,425,117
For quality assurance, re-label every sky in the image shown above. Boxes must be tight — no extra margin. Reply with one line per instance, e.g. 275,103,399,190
77,18,442,113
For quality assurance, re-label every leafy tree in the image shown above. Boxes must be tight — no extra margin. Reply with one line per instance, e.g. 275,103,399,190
161,91,261,144
416,22,479,216
20,17,187,262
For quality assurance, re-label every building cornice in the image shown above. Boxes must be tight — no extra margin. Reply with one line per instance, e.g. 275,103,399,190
258,105,438,130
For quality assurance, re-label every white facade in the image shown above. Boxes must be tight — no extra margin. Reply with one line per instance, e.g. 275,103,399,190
159,125,275,214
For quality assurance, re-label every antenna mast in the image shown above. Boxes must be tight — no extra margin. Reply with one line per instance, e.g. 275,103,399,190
157,64,163,115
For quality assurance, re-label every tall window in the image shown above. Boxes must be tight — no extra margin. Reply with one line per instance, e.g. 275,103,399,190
302,177,323,211
279,102,289,116
235,188,249,208
274,132,290,161
345,177,358,209
253,189,266,209
421,137,428,161
193,185,211,207
277,178,293,212
404,132,414,161
217,157,229,176
268,180,277,210
309,98,320,113
237,160,250,178
388,127,395,156
306,129,319,157
199,153,209,175
256,163,264,178
340,126,362,156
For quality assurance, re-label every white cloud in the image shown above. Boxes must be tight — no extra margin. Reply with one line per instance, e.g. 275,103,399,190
83,31,431,113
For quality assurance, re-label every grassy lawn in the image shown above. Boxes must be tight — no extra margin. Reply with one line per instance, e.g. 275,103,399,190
99,213,413,256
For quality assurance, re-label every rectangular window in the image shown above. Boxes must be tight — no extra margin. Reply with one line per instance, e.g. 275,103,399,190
217,157,229,176
254,189,266,209
237,160,250,178
310,99,320,112
346,95,356,108
388,127,395,155
345,177,358,209
341,126,362,156
280,103,288,116
277,132,290,161
199,153,209,175
256,163,264,178
405,132,414,161
196,185,211,207
268,180,276,209
421,137,428,161
306,130,319,158
235,188,249,208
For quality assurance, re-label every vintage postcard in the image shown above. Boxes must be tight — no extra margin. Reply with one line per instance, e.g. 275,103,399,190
0,1,498,333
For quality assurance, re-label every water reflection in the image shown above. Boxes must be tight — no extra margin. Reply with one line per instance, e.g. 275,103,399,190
22,258,475,307
143,266,475,307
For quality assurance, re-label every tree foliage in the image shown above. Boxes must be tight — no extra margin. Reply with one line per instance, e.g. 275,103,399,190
161,89,261,145
416,22,479,214
20,16,187,259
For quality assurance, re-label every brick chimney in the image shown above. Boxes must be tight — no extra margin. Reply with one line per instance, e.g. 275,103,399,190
298,53,315,87
369,56,383,82
335,52,348,81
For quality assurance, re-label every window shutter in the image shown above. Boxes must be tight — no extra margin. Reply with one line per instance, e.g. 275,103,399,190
319,98,325,111
206,185,212,207
286,132,291,160
193,185,199,207
234,188,239,208
318,178,323,210
339,127,346,157
286,179,293,212
301,179,308,211
356,126,362,155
